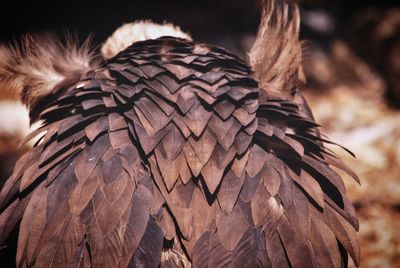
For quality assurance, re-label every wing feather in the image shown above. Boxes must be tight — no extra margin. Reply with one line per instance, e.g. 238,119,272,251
0,36,359,268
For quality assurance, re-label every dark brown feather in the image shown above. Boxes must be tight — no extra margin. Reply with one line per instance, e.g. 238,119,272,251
0,34,359,268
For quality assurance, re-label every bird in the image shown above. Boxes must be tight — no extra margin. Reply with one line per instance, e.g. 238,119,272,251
0,0,360,267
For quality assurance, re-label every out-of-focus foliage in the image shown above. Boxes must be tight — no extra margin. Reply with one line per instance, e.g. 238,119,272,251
303,20,400,268
346,7,400,107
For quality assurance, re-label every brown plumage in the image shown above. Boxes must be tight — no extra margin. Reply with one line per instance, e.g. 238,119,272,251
249,0,304,98
0,34,97,122
0,0,360,267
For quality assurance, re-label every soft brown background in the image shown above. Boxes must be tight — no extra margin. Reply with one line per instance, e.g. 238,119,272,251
1,1,399,267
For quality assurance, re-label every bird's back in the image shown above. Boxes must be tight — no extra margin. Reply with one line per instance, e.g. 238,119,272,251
0,36,359,267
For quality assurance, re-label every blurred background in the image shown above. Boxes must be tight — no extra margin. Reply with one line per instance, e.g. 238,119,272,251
0,0,399,267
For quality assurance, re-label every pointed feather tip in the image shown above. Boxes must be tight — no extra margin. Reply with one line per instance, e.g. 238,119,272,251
320,136,361,185
101,20,192,59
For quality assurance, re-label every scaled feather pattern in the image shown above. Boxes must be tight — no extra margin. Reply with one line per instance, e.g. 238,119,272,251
0,36,359,267
0,2,360,267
